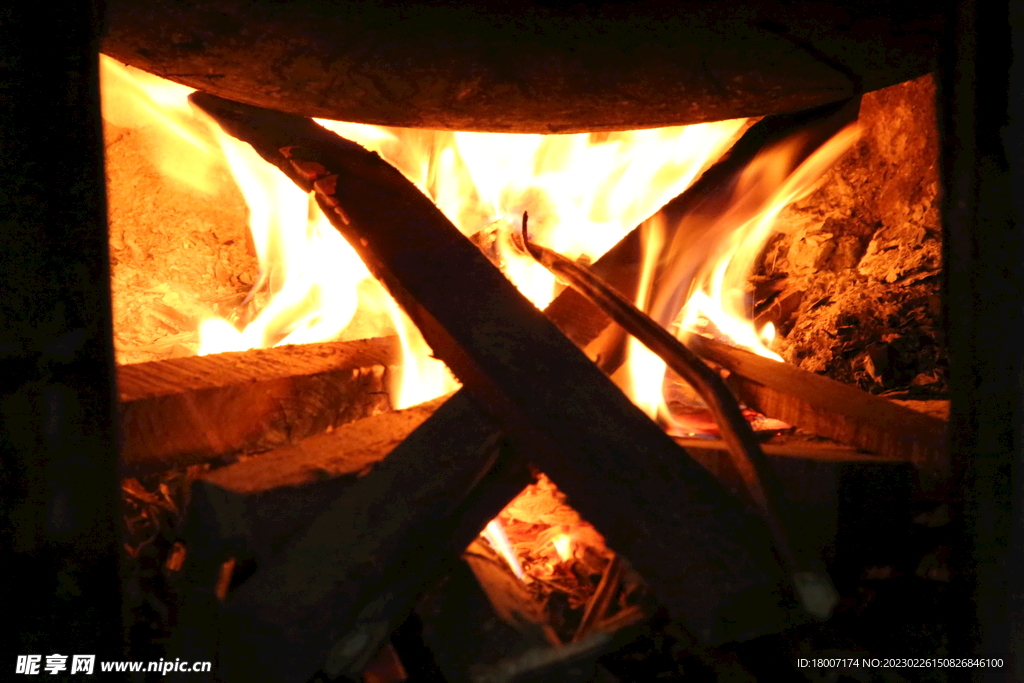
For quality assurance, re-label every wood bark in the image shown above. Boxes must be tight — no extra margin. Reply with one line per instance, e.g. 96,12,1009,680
117,336,398,473
190,93,801,682
103,0,941,132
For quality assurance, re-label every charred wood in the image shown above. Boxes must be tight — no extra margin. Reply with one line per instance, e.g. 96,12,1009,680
462,539,561,647
191,93,801,681
117,336,397,473
175,391,530,681
471,630,625,683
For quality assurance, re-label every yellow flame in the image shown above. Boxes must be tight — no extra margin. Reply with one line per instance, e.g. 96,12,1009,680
624,216,669,419
482,519,524,580
313,118,745,402
317,120,747,311
553,533,573,563
99,55,221,194
671,122,860,360
616,122,859,421
106,53,824,417
101,55,370,359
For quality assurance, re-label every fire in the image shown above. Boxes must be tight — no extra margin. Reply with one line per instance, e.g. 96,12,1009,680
671,124,860,355
102,56,858,614
552,533,574,563
621,121,860,423
482,519,525,580
316,120,746,311
101,54,748,409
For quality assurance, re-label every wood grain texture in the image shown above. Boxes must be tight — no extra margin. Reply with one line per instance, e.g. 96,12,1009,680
188,395,445,564
175,392,529,679
117,336,398,473
687,335,948,472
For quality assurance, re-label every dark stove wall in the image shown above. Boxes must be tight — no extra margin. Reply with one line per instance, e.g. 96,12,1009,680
0,0,122,666
940,0,1024,676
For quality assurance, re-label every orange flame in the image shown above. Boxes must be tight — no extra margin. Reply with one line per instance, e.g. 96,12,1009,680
102,57,860,593
674,124,860,358
102,52,746,409
650,124,861,359
617,121,859,422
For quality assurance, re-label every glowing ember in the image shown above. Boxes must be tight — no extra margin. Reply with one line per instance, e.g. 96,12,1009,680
482,519,524,580
553,533,573,563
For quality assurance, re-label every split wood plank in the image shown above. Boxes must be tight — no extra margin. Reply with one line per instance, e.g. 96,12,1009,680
673,431,925,464
174,391,531,680
117,336,398,473
686,334,948,473
191,93,800,682
186,396,446,565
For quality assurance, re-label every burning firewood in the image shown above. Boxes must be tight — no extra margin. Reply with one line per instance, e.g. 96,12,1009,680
171,390,531,680
515,216,836,620
190,92,801,681
466,473,649,648
543,98,861,374
183,397,447,566
117,336,397,473
686,334,948,475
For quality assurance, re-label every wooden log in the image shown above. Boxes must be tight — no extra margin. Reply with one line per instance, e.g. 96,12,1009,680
117,336,398,473
470,631,624,683
675,435,906,463
176,104,837,584
462,539,558,646
180,98,859,679
185,396,445,565
686,334,948,472
174,391,532,680
191,94,800,682
520,225,836,618
103,0,940,132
